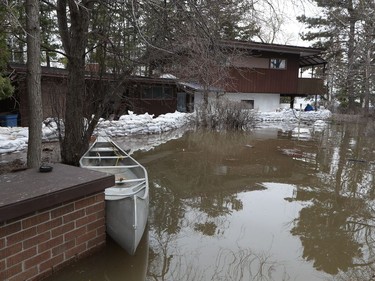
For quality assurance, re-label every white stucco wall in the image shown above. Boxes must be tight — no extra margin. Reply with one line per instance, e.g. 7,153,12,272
194,92,281,112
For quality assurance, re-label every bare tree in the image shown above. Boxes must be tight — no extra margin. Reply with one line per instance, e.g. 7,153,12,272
138,1,257,127
26,0,42,168
14,0,267,165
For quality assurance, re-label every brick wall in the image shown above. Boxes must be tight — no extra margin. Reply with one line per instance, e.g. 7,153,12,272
0,192,106,281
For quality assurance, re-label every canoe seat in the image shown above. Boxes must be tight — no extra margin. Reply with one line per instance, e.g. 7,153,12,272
82,156,129,159
90,147,120,152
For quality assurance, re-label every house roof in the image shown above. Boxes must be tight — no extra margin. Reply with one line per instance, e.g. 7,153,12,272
8,63,176,85
298,55,327,68
178,81,224,93
9,63,68,79
219,40,327,68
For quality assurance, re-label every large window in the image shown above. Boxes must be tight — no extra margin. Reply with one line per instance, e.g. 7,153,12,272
141,85,174,100
270,58,286,69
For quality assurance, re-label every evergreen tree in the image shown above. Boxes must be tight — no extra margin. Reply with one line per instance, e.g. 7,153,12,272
298,0,375,113
5,1,27,63
40,1,60,67
0,2,14,101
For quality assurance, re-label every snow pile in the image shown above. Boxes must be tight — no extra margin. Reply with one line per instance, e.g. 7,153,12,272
255,108,332,122
312,120,328,132
42,120,61,140
0,109,332,155
96,111,192,136
0,111,193,154
0,127,29,154
288,119,329,141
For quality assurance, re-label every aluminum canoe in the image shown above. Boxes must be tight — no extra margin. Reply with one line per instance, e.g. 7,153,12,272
79,136,149,255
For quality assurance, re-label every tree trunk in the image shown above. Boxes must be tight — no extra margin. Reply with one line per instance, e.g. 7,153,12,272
57,0,94,166
26,0,42,169
61,57,87,165
363,25,372,117
347,0,356,112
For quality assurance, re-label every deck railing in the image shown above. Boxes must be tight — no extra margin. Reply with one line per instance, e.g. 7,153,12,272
297,78,326,95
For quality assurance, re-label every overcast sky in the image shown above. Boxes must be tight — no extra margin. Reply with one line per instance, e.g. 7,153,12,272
277,0,321,46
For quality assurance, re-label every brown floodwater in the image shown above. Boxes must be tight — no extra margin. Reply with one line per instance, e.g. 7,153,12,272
43,121,375,281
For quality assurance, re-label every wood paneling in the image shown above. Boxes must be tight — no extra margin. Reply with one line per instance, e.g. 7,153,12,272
297,78,325,95
226,53,300,94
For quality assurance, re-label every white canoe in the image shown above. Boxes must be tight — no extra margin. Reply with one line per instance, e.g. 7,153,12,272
79,136,149,255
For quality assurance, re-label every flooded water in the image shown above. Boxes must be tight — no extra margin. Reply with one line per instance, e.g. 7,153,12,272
45,121,375,281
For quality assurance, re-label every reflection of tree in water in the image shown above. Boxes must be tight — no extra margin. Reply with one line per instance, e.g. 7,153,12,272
330,264,375,281
147,220,292,281
148,180,288,280
147,230,208,281
188,191,244,236
212,248,291,281
291,196,363,274
149,181,184,236
145,130,261,280
291,185,375,278
143,124,375,280
194,221,217,236
145,130,257,237
290,122,375,277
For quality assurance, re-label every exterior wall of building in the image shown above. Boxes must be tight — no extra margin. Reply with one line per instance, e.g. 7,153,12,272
194,92,281,112
223,92,281,112
189,51,302,113
0,193,106,281
18,76,67,127
226,53,300,94
121,81,177,117
8,65,179,126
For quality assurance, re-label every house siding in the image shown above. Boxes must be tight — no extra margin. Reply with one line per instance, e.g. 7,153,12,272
194,92,280,112
120,80,177,117
226,53,300,94
7,65,178,126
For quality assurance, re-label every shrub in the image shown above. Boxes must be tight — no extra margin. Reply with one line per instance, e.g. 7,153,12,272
194,98,256,130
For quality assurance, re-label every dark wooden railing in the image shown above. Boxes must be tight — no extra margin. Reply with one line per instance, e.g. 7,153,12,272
297,78,326,95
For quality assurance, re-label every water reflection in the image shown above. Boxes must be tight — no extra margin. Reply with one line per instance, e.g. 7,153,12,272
46,122,375,280
44,230,149,281
287,122,375,278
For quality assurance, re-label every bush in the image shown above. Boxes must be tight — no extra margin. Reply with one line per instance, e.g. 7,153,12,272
194,98,256,130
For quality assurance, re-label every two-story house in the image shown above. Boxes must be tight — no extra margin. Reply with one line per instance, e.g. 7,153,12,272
1,40,326,127
177,40,326,112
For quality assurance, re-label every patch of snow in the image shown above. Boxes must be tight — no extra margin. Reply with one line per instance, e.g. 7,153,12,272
160,74,177,79
0,109,332,155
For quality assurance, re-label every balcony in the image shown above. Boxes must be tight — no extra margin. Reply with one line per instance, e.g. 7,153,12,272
297,78,326,95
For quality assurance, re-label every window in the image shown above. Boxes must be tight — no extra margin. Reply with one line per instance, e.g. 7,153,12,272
270,58,286,69
163,87,173,99
153,86,163,99
141,85,174,100
142,87,153,99
241,100,254,109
